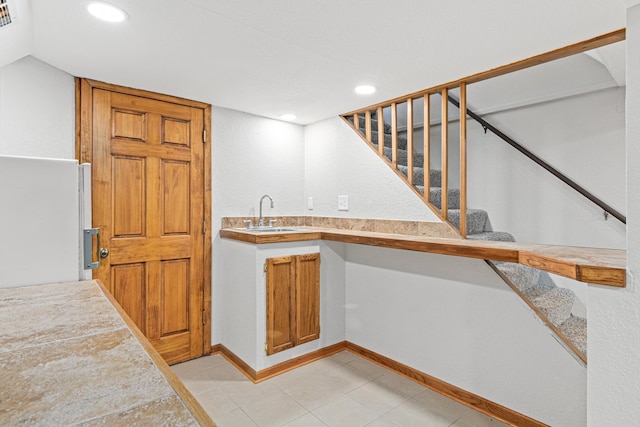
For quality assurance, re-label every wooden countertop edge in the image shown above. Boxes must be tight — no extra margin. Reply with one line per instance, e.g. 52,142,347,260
94,280,216,427
220,228,626,287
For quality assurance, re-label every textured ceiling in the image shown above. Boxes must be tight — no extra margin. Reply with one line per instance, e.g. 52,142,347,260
1,0,628,124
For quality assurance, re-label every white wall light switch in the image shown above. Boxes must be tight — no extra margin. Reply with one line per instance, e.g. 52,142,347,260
307,196,313,210
338,195,349,211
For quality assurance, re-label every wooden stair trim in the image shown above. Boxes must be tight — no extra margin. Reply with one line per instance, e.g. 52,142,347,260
220,227,626,287
210,341,548,427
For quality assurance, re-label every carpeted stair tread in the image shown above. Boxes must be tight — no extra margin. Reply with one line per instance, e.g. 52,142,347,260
448,209,488,235
533,287,575,326
429,187,460,209
398,166,441,187
384,147,424,168
559,315,587,356
466,231,515,242
413,186,461,209
496,263,541,292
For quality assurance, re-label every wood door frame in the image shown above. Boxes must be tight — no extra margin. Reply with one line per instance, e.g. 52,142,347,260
75,78,212,355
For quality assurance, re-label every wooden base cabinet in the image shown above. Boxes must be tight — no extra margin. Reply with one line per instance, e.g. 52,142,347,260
265,253,320,355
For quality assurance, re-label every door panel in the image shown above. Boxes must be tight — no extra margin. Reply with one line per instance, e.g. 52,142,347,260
296,253,320,344
161,259,190,335
112,156,145,237
112,263,146,331
91,87,205,364
162,160,190,235
266,256,296,355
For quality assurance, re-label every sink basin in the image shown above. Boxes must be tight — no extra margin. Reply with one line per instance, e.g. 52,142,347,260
235,227,300,233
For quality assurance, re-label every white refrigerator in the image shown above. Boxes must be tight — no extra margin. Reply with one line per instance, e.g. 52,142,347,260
0,155,93,288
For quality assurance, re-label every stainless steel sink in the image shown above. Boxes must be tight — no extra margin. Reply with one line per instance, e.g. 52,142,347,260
235,227,300,233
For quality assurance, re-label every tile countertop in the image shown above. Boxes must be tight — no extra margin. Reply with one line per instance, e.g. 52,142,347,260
0,280,215,426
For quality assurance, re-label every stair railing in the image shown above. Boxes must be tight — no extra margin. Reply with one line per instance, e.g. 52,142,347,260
341,29,626,235
447,95,626,225
342,85,469,236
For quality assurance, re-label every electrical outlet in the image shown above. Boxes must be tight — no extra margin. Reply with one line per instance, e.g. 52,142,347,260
338,195,348,211
307,196,313,210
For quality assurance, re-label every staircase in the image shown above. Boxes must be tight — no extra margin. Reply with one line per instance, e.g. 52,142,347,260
349,114,587,360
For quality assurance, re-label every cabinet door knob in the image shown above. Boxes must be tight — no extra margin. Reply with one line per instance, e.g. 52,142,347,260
99,248,109,258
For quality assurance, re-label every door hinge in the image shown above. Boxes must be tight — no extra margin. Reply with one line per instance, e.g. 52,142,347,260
264,342,268,352
202,310,206,325
203,129,207,143
263,262,267,273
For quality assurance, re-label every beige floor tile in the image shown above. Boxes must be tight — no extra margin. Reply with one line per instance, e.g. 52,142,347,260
171,354,229,375
375,372,427,397
213,408,258,427
312,395,379,427
242,389,308,427
280,375,347,411
345,358,390,380
450,409,510,427
365,418,397,427
219,378,281,407
284,412,328,426
193,386,239,420
208,359,252,383
174,351,508,427
347,380,410,416
381,396,459,427
325,350,358,365
412,388,469,420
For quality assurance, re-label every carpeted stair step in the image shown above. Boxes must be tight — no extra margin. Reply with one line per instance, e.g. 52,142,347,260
448,209,488,235
531,287,575,327
414,186,461,209
398,166,441,187
430,187,460,209
466,231,515,242
558,315,587,355
384,147,424,167
368,131,408,150
495,263,541,292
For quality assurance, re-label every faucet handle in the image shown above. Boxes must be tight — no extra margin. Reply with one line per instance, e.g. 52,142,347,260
243,219,254,229
268,219,278,228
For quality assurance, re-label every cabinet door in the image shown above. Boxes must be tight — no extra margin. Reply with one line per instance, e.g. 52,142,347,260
296,253,320,345
266,256,296,355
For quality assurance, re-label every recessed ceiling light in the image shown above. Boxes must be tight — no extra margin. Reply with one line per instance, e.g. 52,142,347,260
87,2,128,23
355,85,376,95
279,114,297,121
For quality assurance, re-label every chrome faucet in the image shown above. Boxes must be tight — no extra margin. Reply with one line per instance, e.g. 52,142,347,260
258,194,274,227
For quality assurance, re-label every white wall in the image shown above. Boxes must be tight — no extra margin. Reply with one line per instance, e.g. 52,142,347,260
588,5,640,425
0,56,75,159
304,117,440,221
467,88,626,249
345,245,586,427
0,155,80,287
211,106,306,343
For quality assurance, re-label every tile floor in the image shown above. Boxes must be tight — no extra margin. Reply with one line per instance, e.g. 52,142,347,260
172,351,509,427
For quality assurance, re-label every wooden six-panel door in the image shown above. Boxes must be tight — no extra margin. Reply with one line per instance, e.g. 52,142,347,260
87,85,207,364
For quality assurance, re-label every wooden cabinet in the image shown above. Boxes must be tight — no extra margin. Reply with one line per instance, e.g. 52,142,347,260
266,253,320,355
